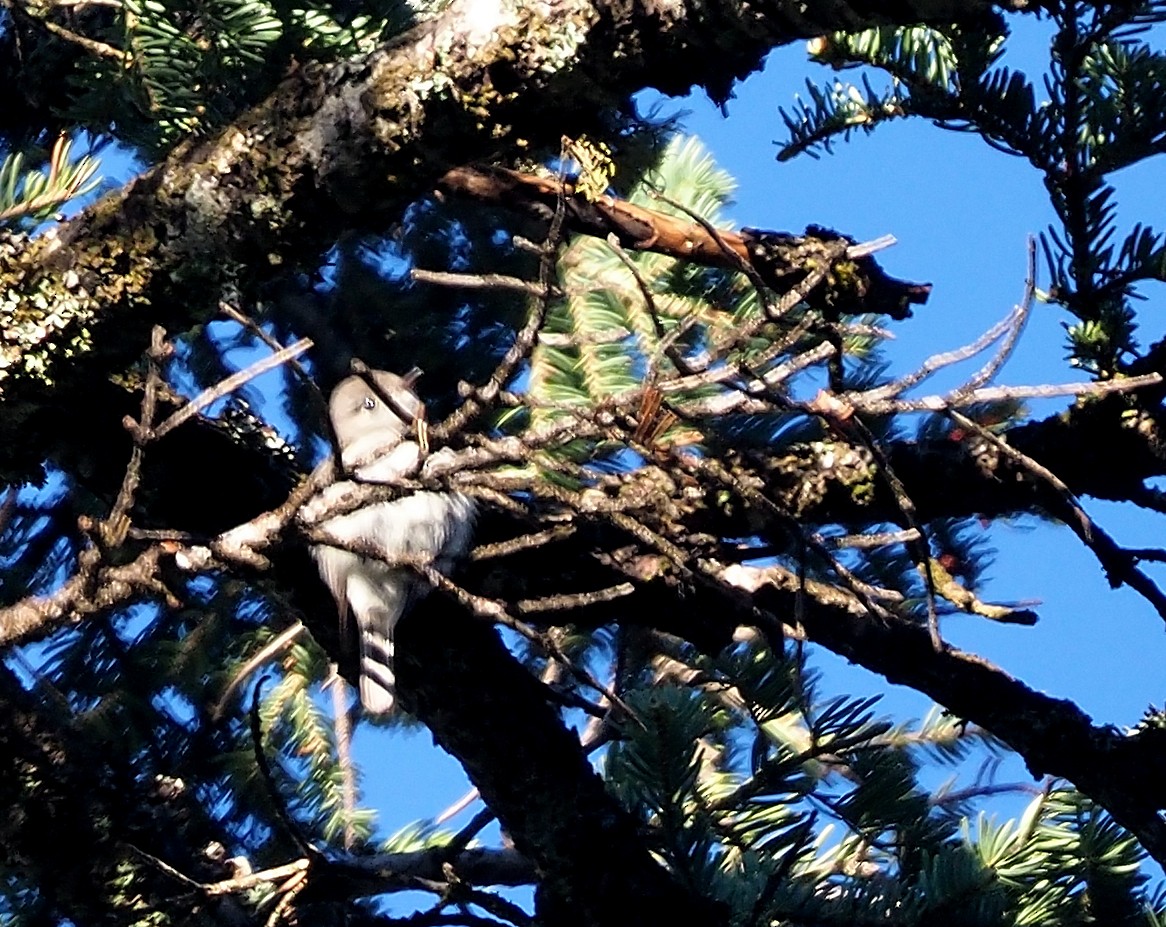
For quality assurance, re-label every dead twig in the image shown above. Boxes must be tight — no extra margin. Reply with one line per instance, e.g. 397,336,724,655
846,372,1162,415
948,408,1166,623
405,558,644,729
603,232,699,379
954,237,1037,397
516,582,635,614
0,0,126,61
862,240,1038,409
470,526,576,561
327,665,359,851
432,149,572,441
152,338,313,440
411,268,562,299
211,621,306,721
101,325,170,549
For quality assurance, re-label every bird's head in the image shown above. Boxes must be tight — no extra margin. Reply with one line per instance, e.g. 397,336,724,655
329,370,424,478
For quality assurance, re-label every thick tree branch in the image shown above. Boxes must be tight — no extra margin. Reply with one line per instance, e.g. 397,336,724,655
721,561,1166,866
7,392,1166,887
0,0,994,478
395,595,727,926
756,397,1166,526
337,847,534,888
6,388,1166,650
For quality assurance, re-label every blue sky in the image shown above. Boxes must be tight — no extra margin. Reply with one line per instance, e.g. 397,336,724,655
672,30,1166,720
353,17,1166,848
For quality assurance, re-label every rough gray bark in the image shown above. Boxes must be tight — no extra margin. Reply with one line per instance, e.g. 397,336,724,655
0,0,996,478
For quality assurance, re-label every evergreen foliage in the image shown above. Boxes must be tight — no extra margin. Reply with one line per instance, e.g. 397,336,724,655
2,1,1166,925
779,3,1166,375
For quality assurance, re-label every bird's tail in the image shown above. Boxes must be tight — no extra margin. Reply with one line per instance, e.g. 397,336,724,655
357,612,398,714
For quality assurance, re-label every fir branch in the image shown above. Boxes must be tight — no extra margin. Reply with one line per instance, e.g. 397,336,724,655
0,135,102,226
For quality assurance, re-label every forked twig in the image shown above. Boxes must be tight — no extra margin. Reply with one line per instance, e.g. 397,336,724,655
948,409,1166,622
954,237,1037,396
604,232,698,379
410,559,643,728
101,326,170,548
432,146,573,441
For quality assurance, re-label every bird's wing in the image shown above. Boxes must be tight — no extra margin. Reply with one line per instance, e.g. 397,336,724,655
395,492,477,557
312,493,477,715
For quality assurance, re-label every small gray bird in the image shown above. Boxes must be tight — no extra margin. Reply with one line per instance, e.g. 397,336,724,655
312,370,475,714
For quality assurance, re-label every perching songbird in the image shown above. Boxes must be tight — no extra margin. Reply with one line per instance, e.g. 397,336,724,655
311,370,476,714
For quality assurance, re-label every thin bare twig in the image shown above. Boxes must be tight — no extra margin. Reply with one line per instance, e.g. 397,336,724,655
218,301,320,402
814,528,923,550
516,582,635,614
646,188,776,314
211,621,306,721
102,325,169,548
537,327,633,347
647,193,856,415
0,0,127,60
954,237,1038,396
431,160,570,441
948,408,1166,623
640,427,899,620
859,313,1017,404
411,268,561,299
845,235,897,258
328,665,358,851
152,338,313,440
847,372,1162,415
470,526,576,561
434,787,481,826
796,386,944,646
929,781,1043,808
406,559,643,729
603,232,698,379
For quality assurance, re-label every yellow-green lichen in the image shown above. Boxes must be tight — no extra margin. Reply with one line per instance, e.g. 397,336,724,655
829,259,861,291
774,440,877,516
367,1,594,150
0,223,159,394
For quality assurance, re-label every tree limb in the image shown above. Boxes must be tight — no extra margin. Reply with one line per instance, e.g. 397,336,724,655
0,0,993,478
435,165,932,319
721,561,1166,867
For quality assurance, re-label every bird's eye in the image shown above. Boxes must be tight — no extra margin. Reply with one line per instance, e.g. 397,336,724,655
363,397,377,410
